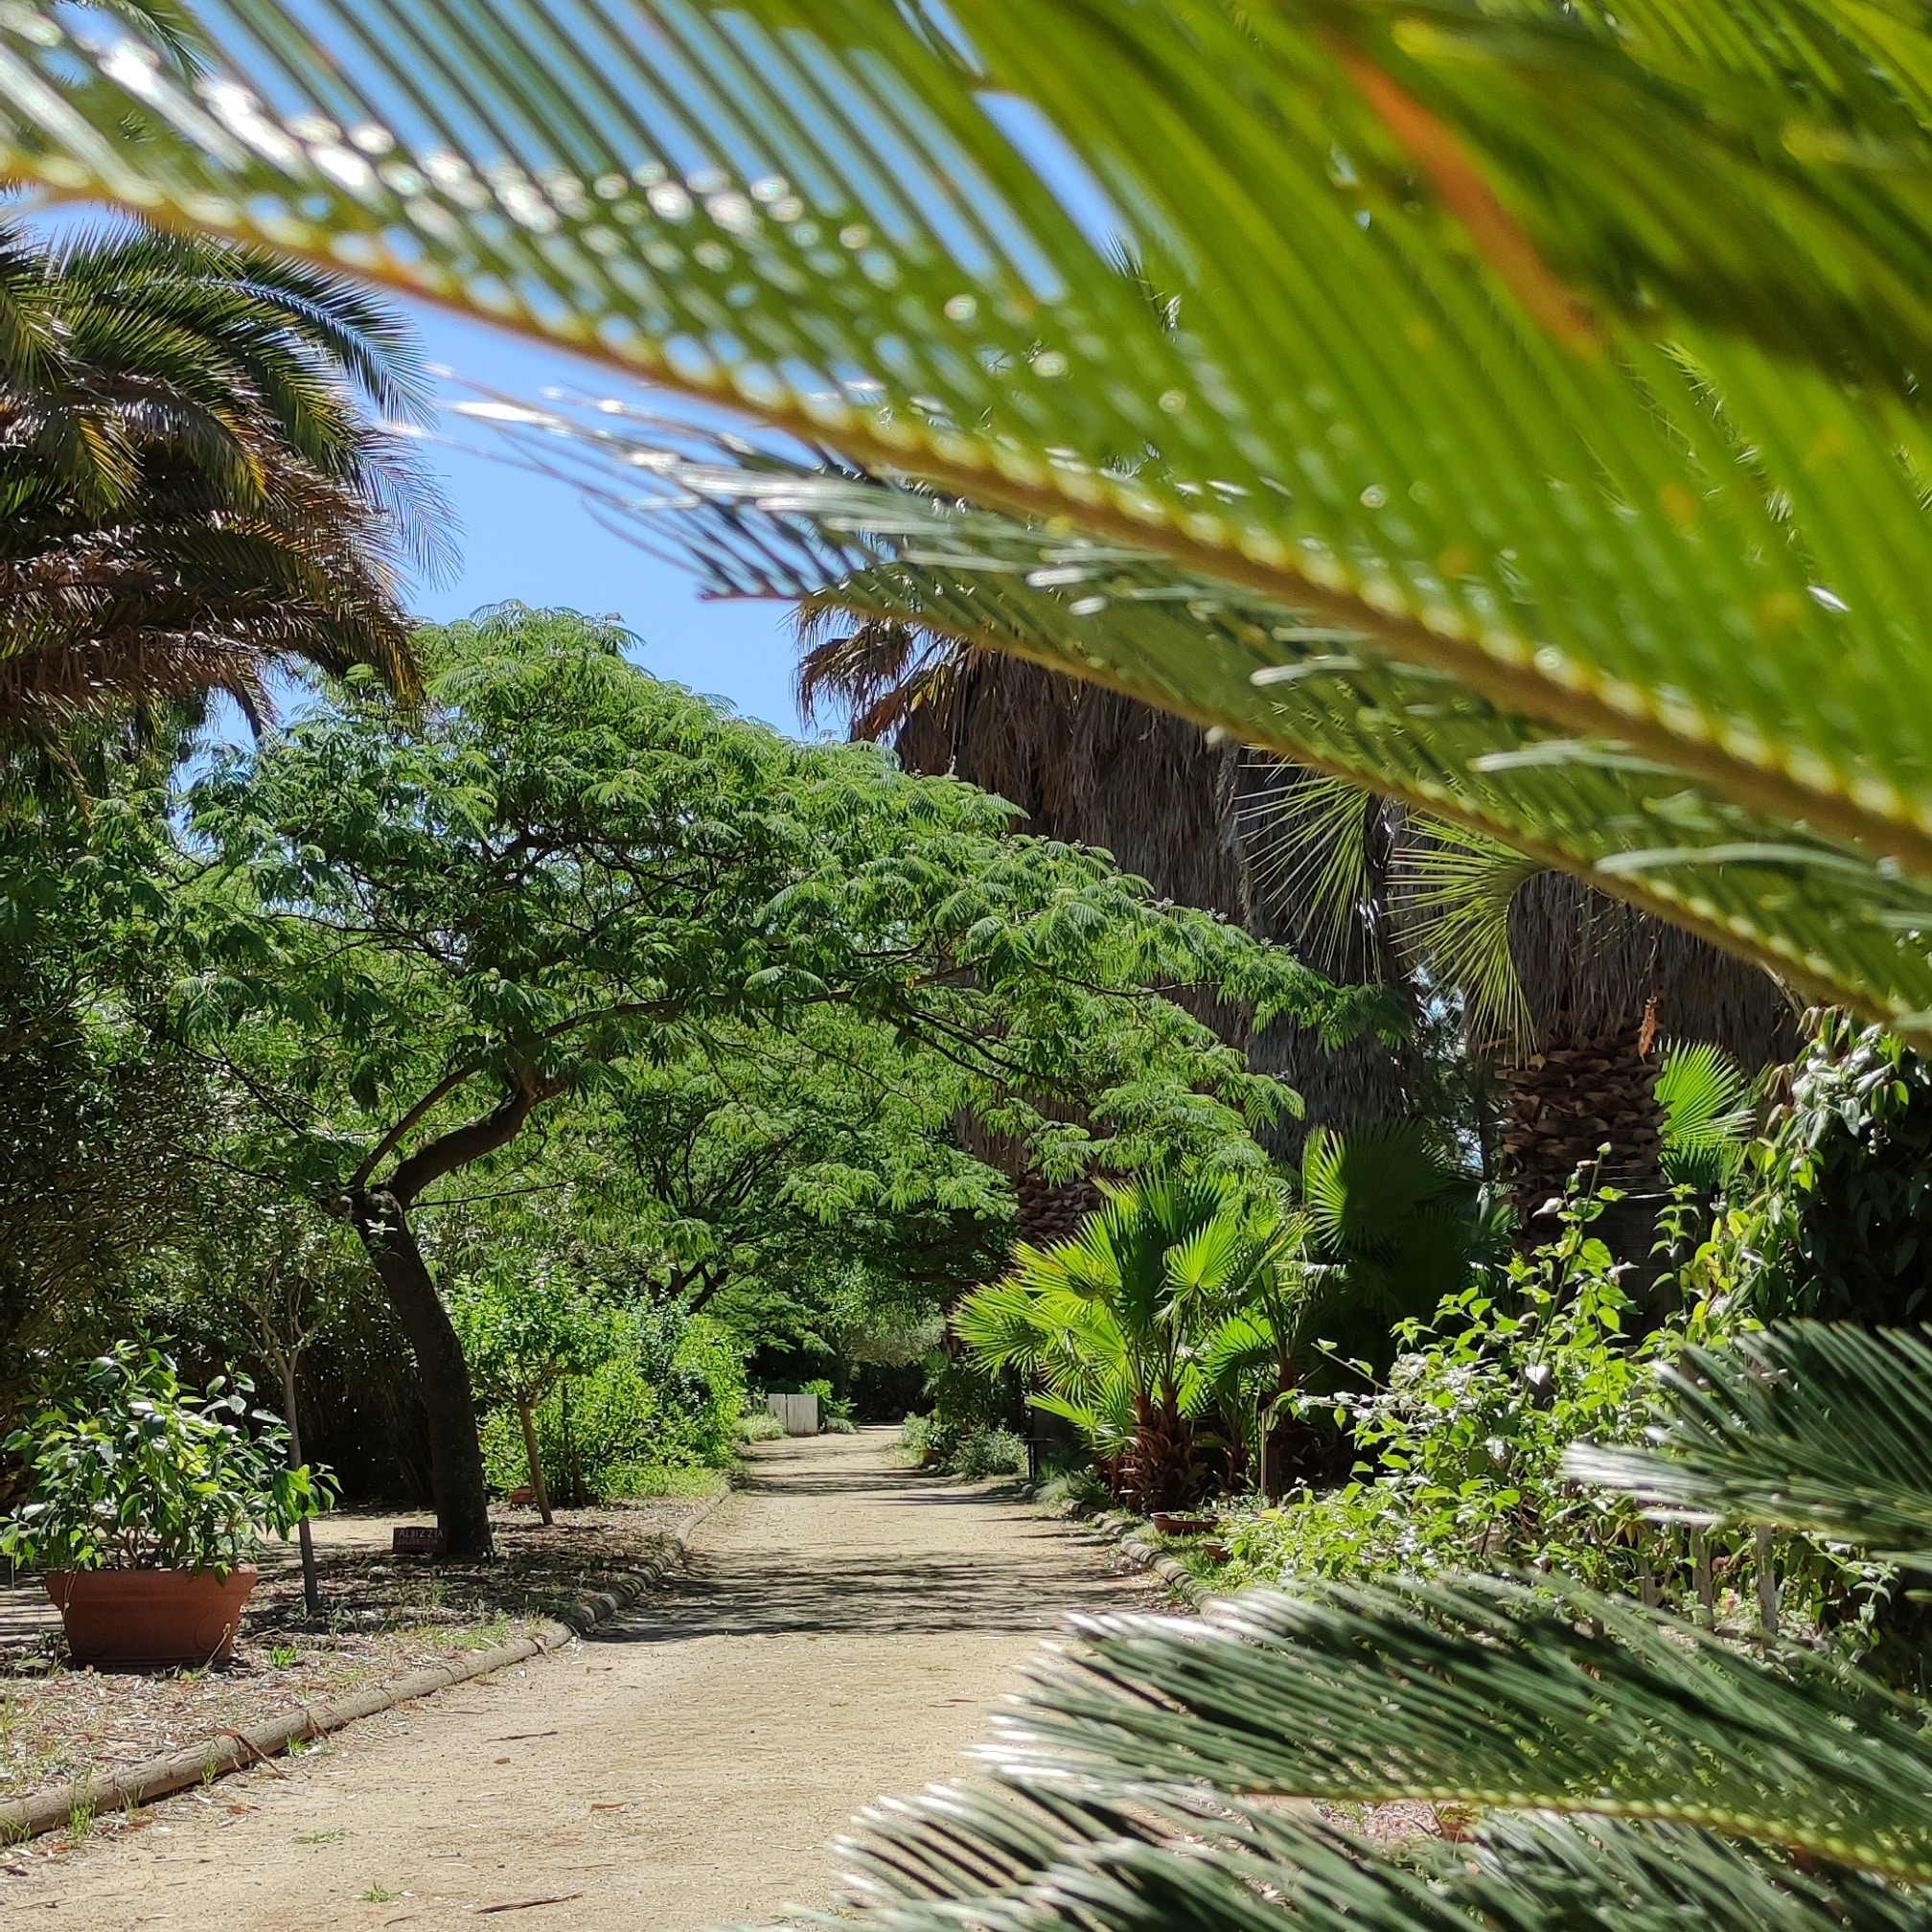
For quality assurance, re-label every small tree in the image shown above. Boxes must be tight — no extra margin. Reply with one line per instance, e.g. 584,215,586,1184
449,1267,606,1525
957,1172,1287,1510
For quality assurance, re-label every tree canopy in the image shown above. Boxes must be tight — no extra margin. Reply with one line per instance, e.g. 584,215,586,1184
168,604,1360,1549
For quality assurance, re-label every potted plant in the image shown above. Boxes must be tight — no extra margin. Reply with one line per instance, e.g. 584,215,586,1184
0,1344,334,1668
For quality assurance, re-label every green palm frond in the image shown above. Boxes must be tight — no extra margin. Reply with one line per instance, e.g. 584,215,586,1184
442,413,1932,1034
1654,1040,1757,1189
1392,819,1543,1048
1237,769,1382,972
18,1,1932,1025
993,1576,1932,1879
832,1790,1932,1932
1570,1323,1932,1566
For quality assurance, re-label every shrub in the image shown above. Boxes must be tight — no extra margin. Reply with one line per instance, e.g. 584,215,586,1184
954,1426,1029,1480
1218,1183,1732,1597
800,1378,858,1432
0,1343,333,1575
480,1309,745,1502
738,1407,787,1441
897,1412,1026,1477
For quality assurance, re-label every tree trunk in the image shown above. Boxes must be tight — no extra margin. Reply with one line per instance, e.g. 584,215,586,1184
275,1352,322,1620
517,1397,553,1526
348,1187,494,1559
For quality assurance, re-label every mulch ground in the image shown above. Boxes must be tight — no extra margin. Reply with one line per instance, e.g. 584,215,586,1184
0,1497,709,1806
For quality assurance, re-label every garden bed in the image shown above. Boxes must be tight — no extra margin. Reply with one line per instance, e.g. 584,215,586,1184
0,1494,714,1806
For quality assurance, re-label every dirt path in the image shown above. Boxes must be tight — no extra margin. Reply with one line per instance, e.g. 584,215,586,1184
6,1431,1150,1929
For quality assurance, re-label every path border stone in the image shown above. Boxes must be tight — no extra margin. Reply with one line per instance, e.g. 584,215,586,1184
1091,1511,1204,1608
0,1484,731,1845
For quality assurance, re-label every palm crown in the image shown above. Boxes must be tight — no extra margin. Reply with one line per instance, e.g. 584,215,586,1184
0,214,441,735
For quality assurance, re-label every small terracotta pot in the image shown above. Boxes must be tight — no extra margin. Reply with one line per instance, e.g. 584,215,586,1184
1149,1512,1218,1538
45,1567,258,1668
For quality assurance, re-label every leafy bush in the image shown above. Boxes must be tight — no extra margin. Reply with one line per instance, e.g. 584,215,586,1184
1220,1184,1727,1596
1723,1014,1932,1324
899,1413,1028,1479
479,1308,745,1502
800,1378,858,1432
953,1426,1029,1480
0,1344,333,1575
738,1407,787,1441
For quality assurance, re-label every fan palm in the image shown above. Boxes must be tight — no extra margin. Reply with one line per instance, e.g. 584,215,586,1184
0,217,441,739
955,1171,1297,1507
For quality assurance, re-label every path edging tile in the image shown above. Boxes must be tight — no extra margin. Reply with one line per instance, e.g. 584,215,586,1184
1090,1511,1205,1609
0,1484,731,1845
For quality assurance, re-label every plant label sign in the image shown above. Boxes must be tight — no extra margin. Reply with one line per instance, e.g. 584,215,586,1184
392,1526,447,1557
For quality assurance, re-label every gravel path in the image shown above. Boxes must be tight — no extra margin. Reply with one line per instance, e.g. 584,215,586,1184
3,1430,1151,1929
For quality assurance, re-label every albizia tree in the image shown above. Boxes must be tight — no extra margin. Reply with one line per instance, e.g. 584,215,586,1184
175,604,1361,1555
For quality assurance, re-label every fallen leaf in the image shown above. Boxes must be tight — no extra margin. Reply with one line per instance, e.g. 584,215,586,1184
589,1804,626,1812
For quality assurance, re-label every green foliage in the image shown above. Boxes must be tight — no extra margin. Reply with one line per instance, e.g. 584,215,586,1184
1225,1184,1718,1592
953,1427,1029,1481
1572,1324,1932,1571
1300,1124,1506,1367
48,0,1932,1020
1656,1043,1758,1193
957,1171,1295,1507
478,1310,744,1503
448,1267,606,1418
597,1014,1014,1343
1723,1015,1932,1324
798,1379,858,1433
898,1411,1027,1479
0,1344,334,1575
169,605,1339,1539
185,606,1337,1207
179,604,1339,1296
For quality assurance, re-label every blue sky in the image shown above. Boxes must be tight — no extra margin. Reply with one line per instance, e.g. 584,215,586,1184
400,304,810,736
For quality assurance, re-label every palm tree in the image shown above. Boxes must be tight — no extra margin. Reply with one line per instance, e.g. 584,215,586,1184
955,1170,1290,1508
0,218,442,742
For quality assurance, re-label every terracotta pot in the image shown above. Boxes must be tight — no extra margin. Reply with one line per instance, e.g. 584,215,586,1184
1149,1512,1218,1538
45,1567,258,1668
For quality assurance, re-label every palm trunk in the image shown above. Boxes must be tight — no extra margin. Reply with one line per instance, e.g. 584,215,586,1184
348,1186,494,1559
517,1397,553,1526
1128,1389,1201,1513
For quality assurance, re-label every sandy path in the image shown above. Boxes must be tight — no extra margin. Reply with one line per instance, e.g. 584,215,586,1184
8,1430,1147,1929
